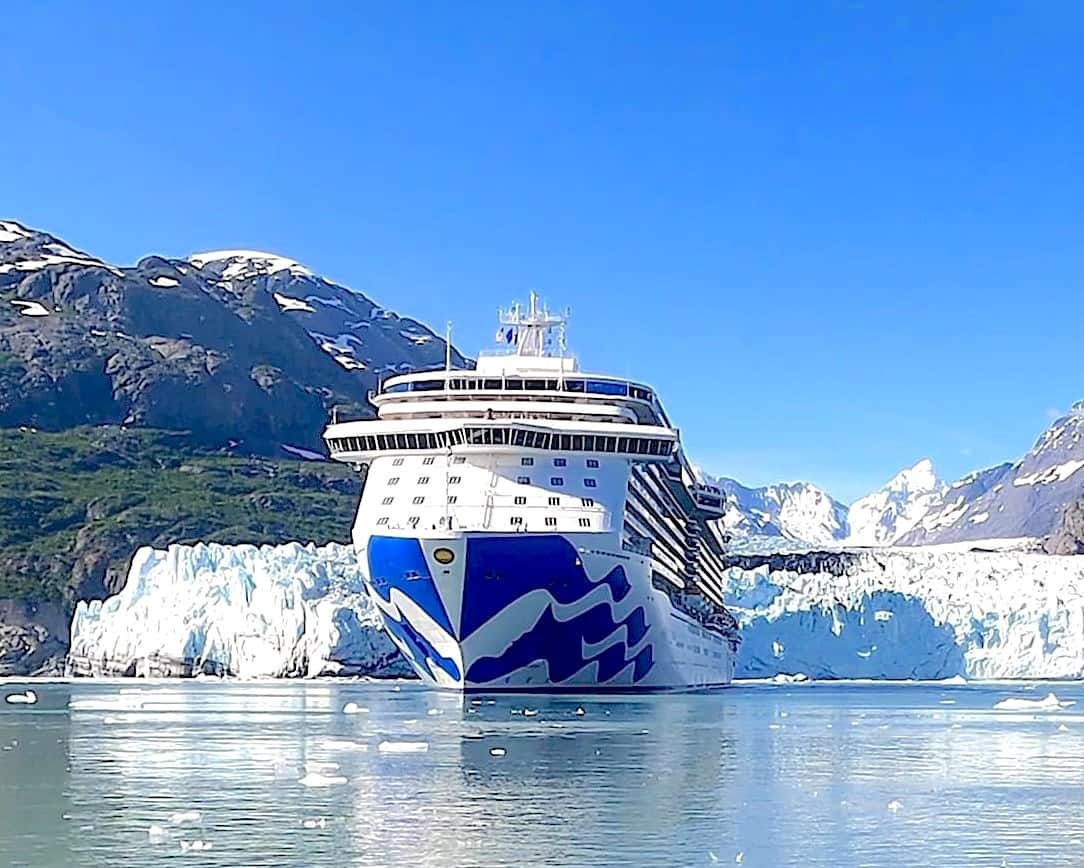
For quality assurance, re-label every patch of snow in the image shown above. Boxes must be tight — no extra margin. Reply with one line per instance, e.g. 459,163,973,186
149,276,179,288
189,250,313,279
969,512,989,524
334,355,367,371
306,295,347,310
0,246,121,276
848,459,946,546
273,292,316,313
280,444,325,462
1013,460,1084,487
10,300,51,317
68,542,405,678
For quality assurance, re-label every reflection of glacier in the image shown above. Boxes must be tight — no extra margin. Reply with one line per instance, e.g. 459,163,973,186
69,542,407,678
724,549,1084,679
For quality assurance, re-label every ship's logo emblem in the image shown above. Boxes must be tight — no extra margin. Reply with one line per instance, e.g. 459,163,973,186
432,547,455,565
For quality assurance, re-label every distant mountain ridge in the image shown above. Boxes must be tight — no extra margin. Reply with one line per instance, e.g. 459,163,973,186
721,407,1084,549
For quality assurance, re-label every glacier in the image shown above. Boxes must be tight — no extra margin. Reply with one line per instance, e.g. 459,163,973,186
724,547,1084,679
69,542,408,678
69,539,1084,682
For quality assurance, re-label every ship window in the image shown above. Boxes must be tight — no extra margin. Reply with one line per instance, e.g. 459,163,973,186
512,429,527,446
524,379,545,391
417,476,430,484
630,386,651,400
412,496,425,505
618,437,630,453
545,379,559,390
521,457,534,466
604,436,616,452
376,516,390,526
545,516,557,527
517,475,530,485
388,477,400,486
553,457,566,467
585,478,597,488
384,382,409,393
581,497,594,507
505,379,523,390
578,517,591,528
572,435,584,450
410,379,444,392
514,496,527,505
381,496,394,505
548,496,560,506
453,455,466,464
392,457,404,466
447,495,458,504
492,428,508,445
449,475,462,484
586,459,599,468
559,434,572,450
586,380,628,396
563,379,585,392
510,515,524,526
422,456,435,465
550,477,564,486
483,378,502,389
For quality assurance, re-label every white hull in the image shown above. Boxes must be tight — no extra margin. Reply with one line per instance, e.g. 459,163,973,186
357,530,735,692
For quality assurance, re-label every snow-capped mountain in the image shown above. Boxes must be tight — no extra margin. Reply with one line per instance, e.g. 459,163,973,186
717,477,849,545
846,459,947,546
898,404,1084,546
0,221,466,454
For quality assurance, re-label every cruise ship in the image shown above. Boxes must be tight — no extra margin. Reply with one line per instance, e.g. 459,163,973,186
324,295,740,692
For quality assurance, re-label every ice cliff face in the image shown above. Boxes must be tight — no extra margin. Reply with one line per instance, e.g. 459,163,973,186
723,547,1084,679
846,459,947,546
69,542,408,678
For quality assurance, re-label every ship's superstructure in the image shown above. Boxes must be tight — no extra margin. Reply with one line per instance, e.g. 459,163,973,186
324,295,739,691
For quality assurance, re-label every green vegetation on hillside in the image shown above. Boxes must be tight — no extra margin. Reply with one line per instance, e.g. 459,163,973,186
0,427,359,603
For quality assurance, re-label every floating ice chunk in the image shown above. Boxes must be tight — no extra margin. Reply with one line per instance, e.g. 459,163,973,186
169,811,202,825
302,818,327,829
489,747,507,757
939,675,968,685
323,739,368,752
427,708,442,716
299,772,348,787
379,736,429,752
5,690,37,705
180,840,213,852
939,699,956,705
304,761,340,773
735,853,744,864
342,702,369,715
992,693,1074,712
523,709,539,717
575,707,586,716
887,799,903,813
772,673,810,683
148,824,170,842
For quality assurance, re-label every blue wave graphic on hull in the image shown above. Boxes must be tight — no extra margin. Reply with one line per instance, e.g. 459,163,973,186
460,535,632,639
468,602,654,684
462,535,653,685
367,536,460,682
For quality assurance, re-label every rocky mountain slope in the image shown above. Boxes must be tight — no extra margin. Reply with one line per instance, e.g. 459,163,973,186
846,459,946,546
898,405,1084,546
0,220,465,455
0,218,468,675
717,478,849,544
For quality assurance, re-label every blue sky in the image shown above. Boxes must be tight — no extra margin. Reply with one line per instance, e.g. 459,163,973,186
3,2,1082,501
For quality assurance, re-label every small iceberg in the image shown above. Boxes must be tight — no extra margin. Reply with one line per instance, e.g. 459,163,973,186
299,772,348,787
342,702,369,715
169,811,202,825
180,840,213,852
378,740,428,754
5,690,37,705
489,747,507,757
992,693,1074,712
302,818,327,829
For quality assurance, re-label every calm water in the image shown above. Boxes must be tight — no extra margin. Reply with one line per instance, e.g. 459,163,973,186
2,680,1084,867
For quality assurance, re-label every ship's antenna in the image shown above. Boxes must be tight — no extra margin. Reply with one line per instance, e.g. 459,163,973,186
444,320,453,373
